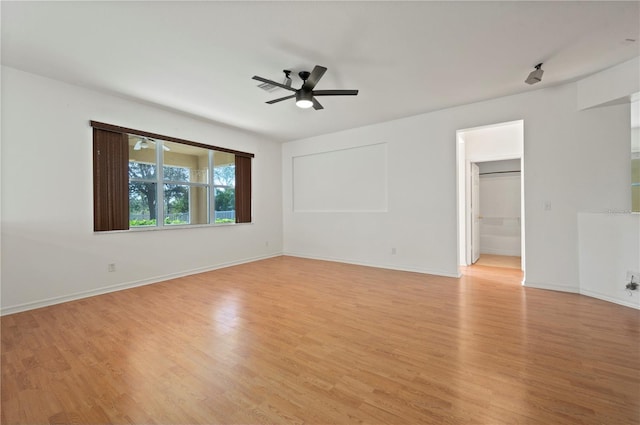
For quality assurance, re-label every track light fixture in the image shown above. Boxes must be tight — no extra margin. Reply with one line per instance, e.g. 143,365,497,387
283,70,292,88
525,63,544,85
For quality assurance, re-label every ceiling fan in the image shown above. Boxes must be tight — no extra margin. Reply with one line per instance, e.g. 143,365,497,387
252,65,358,110
133,136,170,151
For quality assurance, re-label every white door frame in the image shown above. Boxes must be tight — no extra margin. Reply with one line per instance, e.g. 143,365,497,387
470,162,480,264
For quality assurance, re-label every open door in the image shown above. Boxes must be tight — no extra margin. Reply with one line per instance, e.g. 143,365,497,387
471,163,480,264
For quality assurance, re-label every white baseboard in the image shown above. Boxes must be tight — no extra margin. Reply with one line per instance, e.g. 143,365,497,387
6,253,635,315
523,280,640,309
1,253,282,316
522,280,580,293
479,248,521,257
579,289,640,310
283,252,461,278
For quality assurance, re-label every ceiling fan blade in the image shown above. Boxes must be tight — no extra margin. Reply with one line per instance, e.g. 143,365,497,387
313,89,359,96
252,76,297,92
302,65,327,91
134,140,142,150
147,139,170,151
266,94,296,104
312,98,324,110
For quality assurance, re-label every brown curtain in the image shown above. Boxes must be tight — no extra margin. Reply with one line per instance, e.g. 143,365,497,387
93,128,129,231
235,155,252,223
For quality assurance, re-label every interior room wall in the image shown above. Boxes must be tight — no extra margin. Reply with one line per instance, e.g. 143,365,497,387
577,57,639,110
578,213,640,309
478,164,521,257
1,66,284,314
283,75,631,292
292,143,388,213
464,123,523,162
479,159,521,174
283,108,461,277
573,68,639,309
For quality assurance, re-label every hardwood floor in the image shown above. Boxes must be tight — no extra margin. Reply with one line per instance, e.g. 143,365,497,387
474,254,521,269
2,256,639,424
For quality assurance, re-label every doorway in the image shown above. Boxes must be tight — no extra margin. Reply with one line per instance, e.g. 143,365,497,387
474,159,522,268
457,120,524,274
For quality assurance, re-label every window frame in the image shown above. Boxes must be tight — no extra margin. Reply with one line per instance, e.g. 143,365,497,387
163,160,212,226
92,121,253,232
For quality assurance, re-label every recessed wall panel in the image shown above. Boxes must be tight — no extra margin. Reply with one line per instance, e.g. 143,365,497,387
292,143,387,212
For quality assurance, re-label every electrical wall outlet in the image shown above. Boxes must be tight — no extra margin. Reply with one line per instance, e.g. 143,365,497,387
626,271,640,291
108,263,116,272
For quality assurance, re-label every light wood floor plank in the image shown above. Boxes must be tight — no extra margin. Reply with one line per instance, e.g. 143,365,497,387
2,256,639,424
475,254,521,269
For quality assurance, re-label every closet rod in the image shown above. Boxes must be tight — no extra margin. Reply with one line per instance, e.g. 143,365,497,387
479,170,521,176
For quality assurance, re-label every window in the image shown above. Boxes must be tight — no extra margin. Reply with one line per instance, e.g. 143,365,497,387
128,139,212,227
92,121,253,231
213,152,236,223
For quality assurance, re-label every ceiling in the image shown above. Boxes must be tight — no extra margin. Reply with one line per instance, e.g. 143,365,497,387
2,1,639,142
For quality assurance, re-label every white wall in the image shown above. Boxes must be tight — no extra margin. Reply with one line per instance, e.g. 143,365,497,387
283,81,631,291
283,109,460,277
578,213,640,309
478,160,522,257
464,122,524,162
292,143,388,212
577,57,640,110
479,173,521,256
478,159,521,174
1,66,283,314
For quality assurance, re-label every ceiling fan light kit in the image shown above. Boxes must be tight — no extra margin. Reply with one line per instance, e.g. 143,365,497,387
133,136,170,151
295,90,314,109
252,65,359,110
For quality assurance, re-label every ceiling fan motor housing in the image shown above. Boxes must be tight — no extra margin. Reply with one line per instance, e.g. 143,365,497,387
296,89,312,102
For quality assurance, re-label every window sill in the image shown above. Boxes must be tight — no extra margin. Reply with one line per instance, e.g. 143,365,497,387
94,222,252,234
